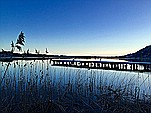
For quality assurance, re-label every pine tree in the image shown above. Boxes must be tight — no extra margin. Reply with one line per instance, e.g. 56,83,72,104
11,31,25,52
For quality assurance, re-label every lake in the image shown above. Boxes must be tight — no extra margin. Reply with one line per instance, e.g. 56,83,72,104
0,59,151,113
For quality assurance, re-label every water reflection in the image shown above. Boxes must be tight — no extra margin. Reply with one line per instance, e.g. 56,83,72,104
0,60,151,112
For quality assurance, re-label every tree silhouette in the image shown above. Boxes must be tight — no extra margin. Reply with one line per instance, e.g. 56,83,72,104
15,31,25,51
35,49,38,54
2,49,4,52
35,49,40,54
15,45,22,51
11,31,25,52
16,32,25,45
11,41,15,52
45,48,49,54
27,49,29,54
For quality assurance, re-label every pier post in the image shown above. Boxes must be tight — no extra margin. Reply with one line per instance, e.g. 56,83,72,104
133,64,135,70
51,60,150,72
97,63,99,68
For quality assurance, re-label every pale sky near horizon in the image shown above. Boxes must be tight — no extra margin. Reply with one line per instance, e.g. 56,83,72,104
0,0,151,56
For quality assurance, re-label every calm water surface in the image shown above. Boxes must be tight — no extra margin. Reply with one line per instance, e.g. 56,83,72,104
0,60,151,103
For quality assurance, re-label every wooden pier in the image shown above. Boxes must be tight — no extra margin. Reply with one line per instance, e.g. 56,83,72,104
51,59,151,72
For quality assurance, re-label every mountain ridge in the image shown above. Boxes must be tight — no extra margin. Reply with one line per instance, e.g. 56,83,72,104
123,45,151,62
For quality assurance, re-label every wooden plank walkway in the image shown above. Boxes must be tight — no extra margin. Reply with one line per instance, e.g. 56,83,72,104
51,59,151,72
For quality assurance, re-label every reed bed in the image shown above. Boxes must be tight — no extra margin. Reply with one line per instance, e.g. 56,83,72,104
0,60,151,113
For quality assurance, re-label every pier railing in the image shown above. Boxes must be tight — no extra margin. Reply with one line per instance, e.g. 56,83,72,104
51,59,151,72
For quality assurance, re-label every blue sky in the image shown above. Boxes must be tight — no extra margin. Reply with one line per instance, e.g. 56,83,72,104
0,0,151,55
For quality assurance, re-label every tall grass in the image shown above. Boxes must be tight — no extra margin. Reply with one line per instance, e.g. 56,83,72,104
0,60,151,113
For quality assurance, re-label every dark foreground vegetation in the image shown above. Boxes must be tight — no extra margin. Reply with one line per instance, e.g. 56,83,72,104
1,88,151,113
0,60,151,113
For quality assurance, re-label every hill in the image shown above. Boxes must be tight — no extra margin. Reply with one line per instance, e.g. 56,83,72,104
123,45,151,62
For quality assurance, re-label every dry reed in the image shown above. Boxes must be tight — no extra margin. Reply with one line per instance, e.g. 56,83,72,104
0,60,151,113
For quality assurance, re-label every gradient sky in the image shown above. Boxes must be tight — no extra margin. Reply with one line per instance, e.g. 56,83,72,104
0,0,151,55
